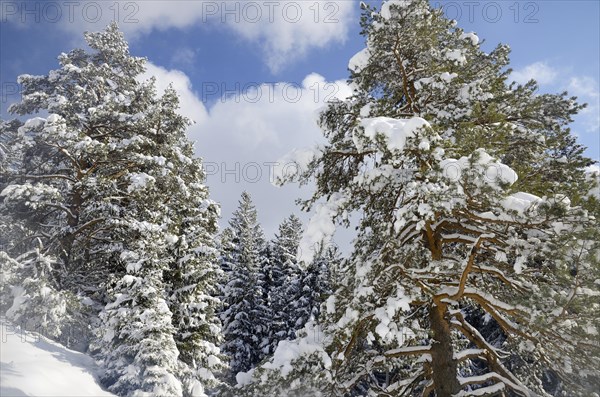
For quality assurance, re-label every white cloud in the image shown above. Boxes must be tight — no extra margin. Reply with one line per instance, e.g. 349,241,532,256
140,62,208,124
32,0,356,73
199,72,350,149
193,72,352,234
567,76,600,133
568,76,599,100
511,62,558,85
141,61,353,236
223,1,355,72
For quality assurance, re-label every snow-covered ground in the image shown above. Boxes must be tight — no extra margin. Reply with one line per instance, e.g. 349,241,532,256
0,320,115,397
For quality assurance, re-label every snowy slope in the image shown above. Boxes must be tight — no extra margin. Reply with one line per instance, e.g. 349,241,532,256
0,320,116,397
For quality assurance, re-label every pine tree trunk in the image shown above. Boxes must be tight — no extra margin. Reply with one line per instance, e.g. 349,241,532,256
429,302,461,397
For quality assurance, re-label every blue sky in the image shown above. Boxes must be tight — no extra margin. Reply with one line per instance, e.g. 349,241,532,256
1,0,599,244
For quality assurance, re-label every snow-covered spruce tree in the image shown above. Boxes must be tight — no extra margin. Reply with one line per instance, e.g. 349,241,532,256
91,29,224,396
0,23,225,396
0,119,23,194
219,227,236,274
2,245,71,338
255,239,278,357
292,242,337,329
0,119,27,313
220,192,271,382
267,214,304,348
156,88,226,395
0,117,83,345
241,1,599,396
99,238,183,397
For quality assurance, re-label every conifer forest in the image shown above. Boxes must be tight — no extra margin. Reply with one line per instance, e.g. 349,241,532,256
1,1,599,396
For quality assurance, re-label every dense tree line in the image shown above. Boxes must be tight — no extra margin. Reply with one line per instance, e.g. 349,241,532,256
219,192,335,384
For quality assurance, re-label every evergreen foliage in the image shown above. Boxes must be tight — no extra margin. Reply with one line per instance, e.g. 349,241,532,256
220,192,271,381
0,23,225,397
268,215,304,346
242,1,600,396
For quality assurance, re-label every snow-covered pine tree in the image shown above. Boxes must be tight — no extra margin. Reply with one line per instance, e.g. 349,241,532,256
1,22,156,299
220,192,271,381
0,23,225,396
241,1,599,396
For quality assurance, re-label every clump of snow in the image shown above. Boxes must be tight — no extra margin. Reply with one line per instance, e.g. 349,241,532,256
23,117,46,130
0,320,116,396
348,48,371,72
585,165,600,198
445,49,467,65
298,192,347,264
513,255,526,274
235,368,256,387
460,32,480,45
495,251,508,263
456,80,493,103
259,322,331,378
414,77,432,91
165,233,179,245
5,286,27,320
380,0,411,19
440,72,458,82
440,149,518,187
63,64,81,73
337,307,359,329
373,289,413,344
357,116,430,152
325,295,336,314
127,172,156,193
189,380,209,397
355,260,372,279
46,113,62,124
501,192,542,215
359,103,373,117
